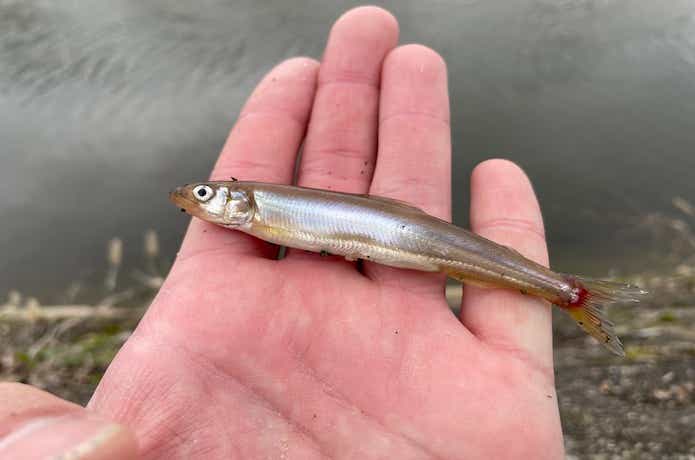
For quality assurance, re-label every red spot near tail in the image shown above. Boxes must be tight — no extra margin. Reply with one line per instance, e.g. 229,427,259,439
566,277,590,309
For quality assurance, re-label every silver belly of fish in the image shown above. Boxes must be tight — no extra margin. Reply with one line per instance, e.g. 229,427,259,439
239,189,441,271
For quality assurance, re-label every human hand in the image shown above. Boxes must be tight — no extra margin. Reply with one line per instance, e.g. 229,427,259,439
0,382,137,459
1,6,564,459
92,6,565,458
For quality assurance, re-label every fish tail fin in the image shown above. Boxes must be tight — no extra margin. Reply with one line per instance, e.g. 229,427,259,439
561,275,647,357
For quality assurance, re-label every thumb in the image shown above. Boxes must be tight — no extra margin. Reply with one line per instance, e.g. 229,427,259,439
0,383,137,459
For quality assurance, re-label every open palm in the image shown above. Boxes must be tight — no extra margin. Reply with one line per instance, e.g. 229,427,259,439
90,7,564,459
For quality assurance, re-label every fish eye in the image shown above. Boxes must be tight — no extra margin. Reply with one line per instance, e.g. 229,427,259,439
193,185,214,202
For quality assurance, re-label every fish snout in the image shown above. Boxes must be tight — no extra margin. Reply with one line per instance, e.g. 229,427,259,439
169,185,194,212
169,185,185,200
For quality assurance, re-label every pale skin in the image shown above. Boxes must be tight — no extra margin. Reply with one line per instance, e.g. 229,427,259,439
0,7,564,459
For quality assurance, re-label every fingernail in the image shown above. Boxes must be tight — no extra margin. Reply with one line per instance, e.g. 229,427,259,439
0,413,126,459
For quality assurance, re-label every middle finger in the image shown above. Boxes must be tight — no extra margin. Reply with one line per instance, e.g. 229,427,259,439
296,6,398,193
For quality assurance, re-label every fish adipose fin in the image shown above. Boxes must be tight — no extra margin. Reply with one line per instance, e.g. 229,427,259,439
562,275,647,357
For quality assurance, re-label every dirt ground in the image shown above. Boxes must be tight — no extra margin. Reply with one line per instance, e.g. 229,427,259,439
2,280,694,459
554,298,695,459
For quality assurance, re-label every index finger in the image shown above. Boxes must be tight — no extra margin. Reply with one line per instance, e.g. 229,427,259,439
177,58,319,260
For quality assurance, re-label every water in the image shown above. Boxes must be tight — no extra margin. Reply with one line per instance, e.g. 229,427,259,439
2,0,695,302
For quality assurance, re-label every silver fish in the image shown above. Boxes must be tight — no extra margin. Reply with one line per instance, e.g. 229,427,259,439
170,181,645,356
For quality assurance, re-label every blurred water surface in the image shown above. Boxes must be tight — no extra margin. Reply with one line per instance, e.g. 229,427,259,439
2,0,695,302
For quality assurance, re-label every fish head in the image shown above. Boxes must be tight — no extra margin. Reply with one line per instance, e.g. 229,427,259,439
169,182,253,226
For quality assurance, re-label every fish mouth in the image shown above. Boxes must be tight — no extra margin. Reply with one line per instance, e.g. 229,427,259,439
169,186,197,214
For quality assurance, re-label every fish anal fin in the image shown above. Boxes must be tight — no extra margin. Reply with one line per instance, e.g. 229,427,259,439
567,305,625,356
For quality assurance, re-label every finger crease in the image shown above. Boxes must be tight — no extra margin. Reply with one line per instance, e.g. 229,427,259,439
478,337,555,386
318,76,380,90
379,111,450,128
372,176,443,199
237,109,309,131
302,146,373,161
473,218,546,241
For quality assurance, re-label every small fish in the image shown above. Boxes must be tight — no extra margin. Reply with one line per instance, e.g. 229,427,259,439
170,181,646,356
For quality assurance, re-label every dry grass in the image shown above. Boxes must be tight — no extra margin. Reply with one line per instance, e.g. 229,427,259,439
1,229,163,403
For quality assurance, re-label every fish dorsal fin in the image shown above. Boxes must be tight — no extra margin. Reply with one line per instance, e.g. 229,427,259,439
362,194,426,213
